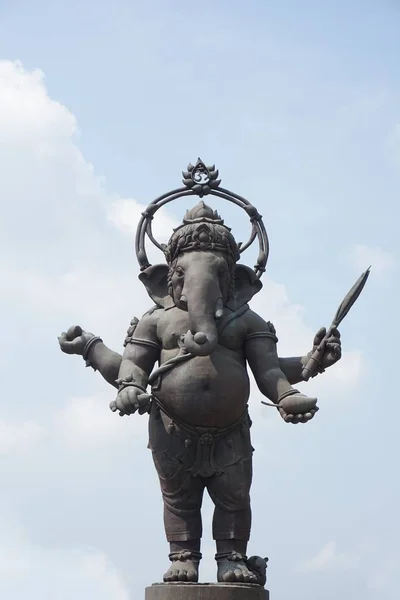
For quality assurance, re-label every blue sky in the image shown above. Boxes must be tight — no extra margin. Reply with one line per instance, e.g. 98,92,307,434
0,1,399,598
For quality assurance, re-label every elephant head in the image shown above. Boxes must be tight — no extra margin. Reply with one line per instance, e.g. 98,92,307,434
139,201,262,356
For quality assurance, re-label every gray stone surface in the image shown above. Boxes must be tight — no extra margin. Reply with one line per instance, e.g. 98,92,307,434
145,583,269,600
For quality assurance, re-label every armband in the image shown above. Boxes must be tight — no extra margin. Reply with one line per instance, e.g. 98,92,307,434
126,337,161,350
245,331,278,344
123,317,139,347
277,389,300,403
83,336,103,370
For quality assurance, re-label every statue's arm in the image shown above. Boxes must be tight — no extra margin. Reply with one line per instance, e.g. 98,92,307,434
58,326,122,388
87,342,122,388
243,311,342,399
278,356,308,385
87,312,160,389
110,312,161,416
58,313,159,389
243,311,297,404
116,311,160,388
279,326,342,384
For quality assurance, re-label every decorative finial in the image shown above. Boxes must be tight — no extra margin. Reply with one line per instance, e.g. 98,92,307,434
182,158,221,197
183,201,224,225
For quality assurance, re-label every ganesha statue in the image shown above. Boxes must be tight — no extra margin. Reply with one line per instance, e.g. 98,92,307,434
58,160,343,587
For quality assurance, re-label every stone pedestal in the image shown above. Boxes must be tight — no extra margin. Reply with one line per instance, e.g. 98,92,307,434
145,583,269,600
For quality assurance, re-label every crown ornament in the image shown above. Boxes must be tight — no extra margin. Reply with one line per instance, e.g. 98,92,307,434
135,160,269,279
182,158,221,197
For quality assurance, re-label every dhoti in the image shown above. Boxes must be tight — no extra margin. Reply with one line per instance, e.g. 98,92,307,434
148,399,254,542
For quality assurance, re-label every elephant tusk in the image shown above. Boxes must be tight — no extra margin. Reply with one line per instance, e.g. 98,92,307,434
215,298,224,319
179,295,188,309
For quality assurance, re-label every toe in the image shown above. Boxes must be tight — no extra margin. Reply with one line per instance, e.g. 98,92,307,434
234,568,244,582
223,570,236,582
170,569,179,581
187,569,197,582
178,569,187,581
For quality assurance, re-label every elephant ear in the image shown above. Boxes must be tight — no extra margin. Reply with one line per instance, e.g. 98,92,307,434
138,264,174,309
226,264,263,311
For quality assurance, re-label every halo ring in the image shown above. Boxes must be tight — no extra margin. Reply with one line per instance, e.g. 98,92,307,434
135,165,269,279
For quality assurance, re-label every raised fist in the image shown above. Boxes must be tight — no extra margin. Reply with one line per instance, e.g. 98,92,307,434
58,325,95,356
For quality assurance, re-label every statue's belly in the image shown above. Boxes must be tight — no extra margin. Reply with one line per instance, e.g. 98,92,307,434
154,350,250,428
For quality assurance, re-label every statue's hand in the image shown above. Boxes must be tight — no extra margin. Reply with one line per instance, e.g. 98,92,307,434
276,393,319,424
58,325,95,356
109,387,152,417
312,326,342,369
278,404,319,424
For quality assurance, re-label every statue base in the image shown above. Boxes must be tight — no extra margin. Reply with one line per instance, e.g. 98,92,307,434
145,583,269,600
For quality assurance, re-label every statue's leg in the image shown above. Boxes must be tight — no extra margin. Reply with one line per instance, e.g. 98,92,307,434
148,405,204,582
207,422,258,583
162,474,205,582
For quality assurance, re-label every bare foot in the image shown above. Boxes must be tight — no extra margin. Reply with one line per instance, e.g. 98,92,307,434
216,552,258,584
163,551,200,583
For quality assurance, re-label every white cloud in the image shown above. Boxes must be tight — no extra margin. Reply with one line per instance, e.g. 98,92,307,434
348,244,395,277
107,198,179,270
0,60,77,144
324,349,363,385
366,557,400,599
252,278,309,356
108,198,178,242
0,264,137,328
0,58,176,350
0,512,129,600
298,541,358,572
53,395,142,449
0,394,144,460
0,420,45,456
299,543,400,600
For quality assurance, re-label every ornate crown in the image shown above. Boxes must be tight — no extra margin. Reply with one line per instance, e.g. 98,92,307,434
165,201,240,265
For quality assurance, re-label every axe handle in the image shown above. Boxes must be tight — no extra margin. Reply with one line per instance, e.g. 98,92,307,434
301,323,336,381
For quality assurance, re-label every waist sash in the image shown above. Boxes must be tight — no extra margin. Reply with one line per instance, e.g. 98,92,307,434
153,395,250,478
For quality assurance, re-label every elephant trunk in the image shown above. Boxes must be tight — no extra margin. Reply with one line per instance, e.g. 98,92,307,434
182,280,222,356
183,329,218,356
